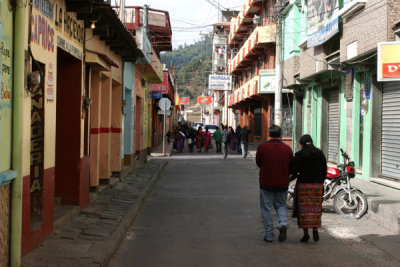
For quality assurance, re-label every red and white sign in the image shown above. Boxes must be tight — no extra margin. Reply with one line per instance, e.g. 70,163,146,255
180,97,190,105
152,72,168,93
378,42,400,81
198,96,212,105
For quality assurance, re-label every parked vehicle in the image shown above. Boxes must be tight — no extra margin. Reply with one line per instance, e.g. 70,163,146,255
193,122,204,131
287,149,368,219
203,124,218,135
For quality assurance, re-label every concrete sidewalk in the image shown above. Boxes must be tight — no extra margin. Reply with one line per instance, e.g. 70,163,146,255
352,178,400,233
22,159,167,267
249,142,400,234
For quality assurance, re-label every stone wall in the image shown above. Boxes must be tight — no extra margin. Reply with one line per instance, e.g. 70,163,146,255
340,0,388,62
283,55,299,87
299,45,326,80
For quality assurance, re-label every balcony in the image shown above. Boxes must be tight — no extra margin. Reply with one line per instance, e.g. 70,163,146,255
230,75,259,106
229,24,277,73
115,6,172,52
229,1,261,44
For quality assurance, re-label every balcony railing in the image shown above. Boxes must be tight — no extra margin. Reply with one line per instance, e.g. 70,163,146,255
230,75,259,106
229,24,277,73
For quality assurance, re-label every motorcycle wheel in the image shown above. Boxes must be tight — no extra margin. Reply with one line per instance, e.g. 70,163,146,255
333,189,368,219
286,180,296,209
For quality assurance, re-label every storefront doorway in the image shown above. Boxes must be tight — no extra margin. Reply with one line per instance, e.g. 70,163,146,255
55,48,84,206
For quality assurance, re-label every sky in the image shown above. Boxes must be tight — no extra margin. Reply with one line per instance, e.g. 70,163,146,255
122,0,244,49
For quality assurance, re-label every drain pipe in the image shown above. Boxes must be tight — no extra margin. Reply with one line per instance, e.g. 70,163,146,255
10,1,26,265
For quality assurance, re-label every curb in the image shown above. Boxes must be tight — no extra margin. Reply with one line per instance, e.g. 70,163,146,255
368,199,400,234
91,160,168,266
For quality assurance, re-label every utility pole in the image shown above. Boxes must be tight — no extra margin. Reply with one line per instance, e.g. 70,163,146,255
144,5,149,36
119,0,125,23
274,1,283,127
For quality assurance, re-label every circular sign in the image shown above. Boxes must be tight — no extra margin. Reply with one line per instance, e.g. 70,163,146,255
159,98,171,111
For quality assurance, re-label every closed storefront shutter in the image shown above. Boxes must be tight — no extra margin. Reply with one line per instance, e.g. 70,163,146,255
381,82,400,181
301,96,305,134
328,88,340,163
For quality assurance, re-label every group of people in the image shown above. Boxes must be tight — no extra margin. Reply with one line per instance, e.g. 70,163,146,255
170,124,252,158
256,125,327,243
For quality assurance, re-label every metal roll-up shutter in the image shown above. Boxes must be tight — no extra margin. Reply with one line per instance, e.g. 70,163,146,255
301,96,305,133
328,88,340,163
381,82,400,181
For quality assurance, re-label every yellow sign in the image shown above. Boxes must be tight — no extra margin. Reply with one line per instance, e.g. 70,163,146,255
378,42,400,81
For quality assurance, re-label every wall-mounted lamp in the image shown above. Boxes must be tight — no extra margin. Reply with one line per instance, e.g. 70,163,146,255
27,70,41,93
91,21,96,29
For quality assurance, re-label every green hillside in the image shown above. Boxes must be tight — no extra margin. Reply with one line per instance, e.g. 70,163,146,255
161,36,212,100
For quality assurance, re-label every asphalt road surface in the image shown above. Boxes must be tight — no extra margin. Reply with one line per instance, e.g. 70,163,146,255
109,150,394,267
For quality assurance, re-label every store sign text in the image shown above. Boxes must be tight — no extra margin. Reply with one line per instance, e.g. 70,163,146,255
382,63,400,79
30,87,44,193
34,0,54,20
31,14,55,53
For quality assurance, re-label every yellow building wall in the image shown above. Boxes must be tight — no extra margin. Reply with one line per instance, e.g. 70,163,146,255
22,0,84,176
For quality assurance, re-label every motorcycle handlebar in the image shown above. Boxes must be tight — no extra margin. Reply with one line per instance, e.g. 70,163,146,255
340,148,349,160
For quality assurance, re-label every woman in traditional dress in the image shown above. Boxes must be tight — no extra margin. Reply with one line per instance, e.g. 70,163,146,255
203,127,212,152
175,127,186,153
196,127,204,152
292,134,327,243
228,127,236,151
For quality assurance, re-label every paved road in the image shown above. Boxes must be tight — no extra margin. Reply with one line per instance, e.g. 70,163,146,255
109,150,398,267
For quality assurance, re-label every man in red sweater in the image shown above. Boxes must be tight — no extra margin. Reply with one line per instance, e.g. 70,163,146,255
256,125,293,242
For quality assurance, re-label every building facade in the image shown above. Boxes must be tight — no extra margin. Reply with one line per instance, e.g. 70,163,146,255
286,0,400,189
227,0,293,147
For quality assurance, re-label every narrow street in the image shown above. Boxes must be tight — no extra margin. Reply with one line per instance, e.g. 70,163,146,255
109,150,400,267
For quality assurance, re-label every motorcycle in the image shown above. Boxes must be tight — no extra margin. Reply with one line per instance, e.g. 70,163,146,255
287,149,368,219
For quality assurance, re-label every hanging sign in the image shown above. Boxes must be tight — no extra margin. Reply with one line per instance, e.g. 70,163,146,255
180,97,190,105
198,96,212,104
208,75,232,91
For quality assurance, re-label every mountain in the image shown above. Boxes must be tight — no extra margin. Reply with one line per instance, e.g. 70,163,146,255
161,36,212,101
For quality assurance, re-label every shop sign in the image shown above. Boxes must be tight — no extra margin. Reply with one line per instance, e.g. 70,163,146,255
198,96,212,105
180,97,190,105
260,70,276,93
306,0,339,48
30,84,45,220
208,75,232,91
152,91,162,99
378,42,400,81
152,72,168,93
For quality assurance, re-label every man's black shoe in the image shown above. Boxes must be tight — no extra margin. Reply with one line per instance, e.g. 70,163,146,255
263,237,273,242
278,226,287,242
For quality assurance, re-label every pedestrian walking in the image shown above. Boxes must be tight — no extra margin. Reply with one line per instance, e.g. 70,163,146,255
239,125,251,158
256,125,293,242
165,130,172,144
221,125,230,158
236,125,242,154
196,127,204,153
203,127,212,152
175,127,186,153
187,128,196,153
292,134,327,243
213,126,222,153
228,127,236,152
